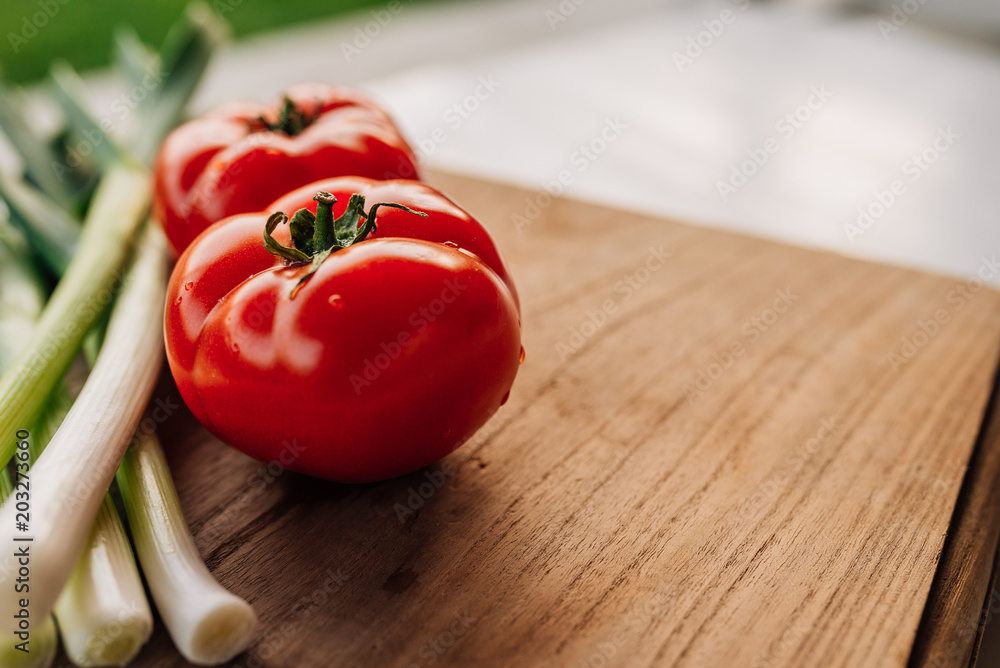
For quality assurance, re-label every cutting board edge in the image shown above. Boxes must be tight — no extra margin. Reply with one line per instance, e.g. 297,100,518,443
908,353,1000,668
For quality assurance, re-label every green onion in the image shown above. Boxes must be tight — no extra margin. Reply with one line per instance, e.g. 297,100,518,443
0,14,258,664
0,222,156,666
52,496,153,667
0,227,60,668
117,431,259,664
49,62,129,172
0,603,57,668
0,161,149,462
0,223,47,370
0,419,58,668
113,26,161,92
32,390,154,667
0,170,80,276
47,35,258,663
132,2,227,164
0,221,166,632
0,82,78,209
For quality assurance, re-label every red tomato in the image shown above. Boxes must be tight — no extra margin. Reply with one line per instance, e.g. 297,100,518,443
268,177,519,310
164,179,522,483
153,82,420,256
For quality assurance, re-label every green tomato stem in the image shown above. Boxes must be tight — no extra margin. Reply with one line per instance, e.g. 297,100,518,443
263,190,427,298
312,191,339,250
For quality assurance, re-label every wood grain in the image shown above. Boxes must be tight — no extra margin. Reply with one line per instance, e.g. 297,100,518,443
972,551,1000,666
95,172,1000,668
909,371,1000,668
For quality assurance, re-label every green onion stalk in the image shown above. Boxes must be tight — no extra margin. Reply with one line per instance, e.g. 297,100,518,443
0,161,150,461
37,389,154,667
0,218,155,667
0,224,59,668
0,4,257,664
0,219,165,651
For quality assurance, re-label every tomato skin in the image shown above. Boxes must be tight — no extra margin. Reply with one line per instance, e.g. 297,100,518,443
153,83,420,256
267,176,520,310
165,184,522,483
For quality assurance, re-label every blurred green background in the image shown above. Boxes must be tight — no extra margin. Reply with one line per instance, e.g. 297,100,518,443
1,0,426,83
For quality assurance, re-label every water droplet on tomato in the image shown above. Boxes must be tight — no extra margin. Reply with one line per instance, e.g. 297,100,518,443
442,428,452,439
174,296,182,305
328,294,343,309
500,390,510,406
519,346,526,364
232,342,240,353
442,241,459,249
184,281,194,291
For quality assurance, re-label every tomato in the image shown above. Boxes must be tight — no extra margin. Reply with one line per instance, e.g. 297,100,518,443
267,177,519,310
153,82,420,256
164,179,522,483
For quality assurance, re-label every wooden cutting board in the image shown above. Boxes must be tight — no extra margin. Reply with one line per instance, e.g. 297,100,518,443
118,171,1000,668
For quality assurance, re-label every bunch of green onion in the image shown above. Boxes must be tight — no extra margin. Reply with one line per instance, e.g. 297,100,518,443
0,5,258,666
